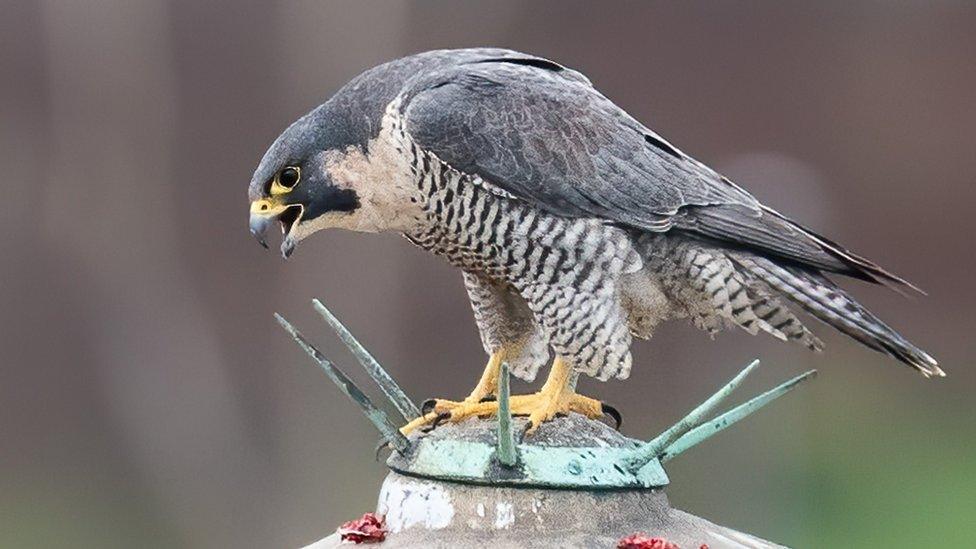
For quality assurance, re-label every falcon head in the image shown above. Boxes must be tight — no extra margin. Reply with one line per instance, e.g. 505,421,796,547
248,113,362,258
248,48,472,257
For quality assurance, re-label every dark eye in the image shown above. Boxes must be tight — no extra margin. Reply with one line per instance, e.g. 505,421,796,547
278,166,300,188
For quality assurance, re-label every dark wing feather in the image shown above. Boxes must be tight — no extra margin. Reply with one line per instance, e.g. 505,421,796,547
674,204,921,290
401,56,915,289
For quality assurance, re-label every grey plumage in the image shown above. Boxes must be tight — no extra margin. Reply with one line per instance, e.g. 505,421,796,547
249,48,941,381
395,105,638,380
400,54,915,289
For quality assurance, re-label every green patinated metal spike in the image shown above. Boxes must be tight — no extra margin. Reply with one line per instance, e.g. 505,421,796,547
495,362,518,467
659,369,817,462
280,297,819,489
275,313,411,454
625,359,760,472
312,299,420,421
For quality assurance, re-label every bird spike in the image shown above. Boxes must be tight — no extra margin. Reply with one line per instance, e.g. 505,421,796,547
625,359,761,472
495,362,518,467
312,299,420,421
274,313,410,454
659,369,817,462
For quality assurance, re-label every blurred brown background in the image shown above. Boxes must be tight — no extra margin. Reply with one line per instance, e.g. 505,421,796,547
2,1,974,547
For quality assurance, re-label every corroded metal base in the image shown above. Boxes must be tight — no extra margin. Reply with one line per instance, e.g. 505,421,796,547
390,414,668,489
386,414,668,489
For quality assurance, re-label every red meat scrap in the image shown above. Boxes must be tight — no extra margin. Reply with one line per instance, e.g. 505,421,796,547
616,533,679,549
337,512,386,544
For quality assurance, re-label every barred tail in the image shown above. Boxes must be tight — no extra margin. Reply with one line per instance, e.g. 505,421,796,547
679,245,823,351
735,255,943,377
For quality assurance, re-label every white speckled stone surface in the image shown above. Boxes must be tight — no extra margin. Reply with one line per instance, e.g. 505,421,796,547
303,471,785,548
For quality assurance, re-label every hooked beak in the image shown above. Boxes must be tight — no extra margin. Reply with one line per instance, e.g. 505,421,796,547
249,199,304,258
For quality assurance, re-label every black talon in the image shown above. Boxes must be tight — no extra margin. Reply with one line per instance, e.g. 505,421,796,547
430,411,452,429
601,402,623,430
479,395,497,403
374,439,390,461
421,398,438,415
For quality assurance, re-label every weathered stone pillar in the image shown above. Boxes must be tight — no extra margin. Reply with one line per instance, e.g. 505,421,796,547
302,416,785,548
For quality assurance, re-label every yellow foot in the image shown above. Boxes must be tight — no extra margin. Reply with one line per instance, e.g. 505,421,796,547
400,350,506,436
399,355,621,436
516,390,608,433
399,396,492,436
515,355,602,434
399,391,619,436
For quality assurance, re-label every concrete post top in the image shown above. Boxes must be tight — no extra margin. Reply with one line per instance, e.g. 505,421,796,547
305,471,785,548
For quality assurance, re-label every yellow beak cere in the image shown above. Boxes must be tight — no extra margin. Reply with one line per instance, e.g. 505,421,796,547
250,198,290,217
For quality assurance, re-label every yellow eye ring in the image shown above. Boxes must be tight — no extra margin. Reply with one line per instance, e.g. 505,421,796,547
270,166,301,195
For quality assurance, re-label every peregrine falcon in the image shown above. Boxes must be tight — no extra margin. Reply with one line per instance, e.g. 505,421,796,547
248,48,941,434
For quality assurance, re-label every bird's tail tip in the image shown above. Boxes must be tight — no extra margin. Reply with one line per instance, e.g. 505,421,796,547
913,352,945,378
738,255,942,378
893,340,942,378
